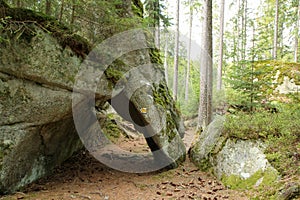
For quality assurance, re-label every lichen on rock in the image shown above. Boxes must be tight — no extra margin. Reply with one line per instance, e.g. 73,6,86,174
0,0,186,194
189,115,280,190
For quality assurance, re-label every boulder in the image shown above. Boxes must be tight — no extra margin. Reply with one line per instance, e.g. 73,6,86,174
189,115,279,189
0,28,86,193
0,2,185,194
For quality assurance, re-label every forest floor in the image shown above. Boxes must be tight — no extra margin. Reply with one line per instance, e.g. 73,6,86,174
1,128,250,200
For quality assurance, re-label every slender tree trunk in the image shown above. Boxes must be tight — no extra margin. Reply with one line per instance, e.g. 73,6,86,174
173,0,180,101
71,0,76,25
154,0,160,49
241,0,245,61
206,0,213,125
59,0,65,23
273,0,279,59
236,0,241,63
243,0,247,61
217,0,225,91
185,0,193,101
294,0,300,62
164,37,169,85
156,27,161,49
198,0,213,128
241,0,247,61
16,0,21,7
45,0,51,15
250,24,255,112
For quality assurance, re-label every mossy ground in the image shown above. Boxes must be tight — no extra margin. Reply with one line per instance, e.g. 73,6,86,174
222,103,300,199
221,168,279,190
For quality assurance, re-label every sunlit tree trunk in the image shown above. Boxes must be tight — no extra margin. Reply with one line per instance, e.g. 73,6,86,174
294,0,300,62
59,0,65,23
173,0,180,101
273,0,279,59
154,0,160,49
217,0,225,91
237,0,241,63
71,0,76,25
185,0,193,101
164,36,169,85
198,0,213,129
243,0,247,61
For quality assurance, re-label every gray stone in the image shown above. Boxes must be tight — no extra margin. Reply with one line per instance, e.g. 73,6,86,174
189,116,279,189
0,3,185,193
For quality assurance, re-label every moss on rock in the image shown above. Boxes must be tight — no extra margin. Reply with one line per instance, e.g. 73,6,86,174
221,168,279,190
0,5,91,58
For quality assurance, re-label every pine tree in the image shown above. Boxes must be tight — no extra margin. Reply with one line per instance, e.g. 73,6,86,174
198,0,213,128
217,0,225,91
184,0,194,101
173,0,180,101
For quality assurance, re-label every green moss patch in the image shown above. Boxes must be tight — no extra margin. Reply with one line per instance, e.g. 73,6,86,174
222,168,279,190
0,5,91,58
101,114,124,143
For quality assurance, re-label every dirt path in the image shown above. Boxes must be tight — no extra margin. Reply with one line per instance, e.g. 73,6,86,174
1,129,249,200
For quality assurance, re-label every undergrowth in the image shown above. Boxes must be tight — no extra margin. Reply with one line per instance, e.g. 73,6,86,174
223,103,300,199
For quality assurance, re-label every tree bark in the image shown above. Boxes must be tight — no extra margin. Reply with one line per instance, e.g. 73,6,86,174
59,0,65,23
217,0,225,91
164,36,169,85
154,0,160,49
294,0,300,62
198,0,213,128
185,0,193,101
273,0,279,59
16,0,21,8
173,0,180,101
45,0,51,15
71,0,76,25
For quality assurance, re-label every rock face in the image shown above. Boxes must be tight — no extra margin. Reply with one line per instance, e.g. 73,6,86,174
0,3,185,194
189,116,278,189
0,26,85,193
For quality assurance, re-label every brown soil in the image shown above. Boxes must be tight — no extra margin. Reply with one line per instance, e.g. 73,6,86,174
0,128,249,200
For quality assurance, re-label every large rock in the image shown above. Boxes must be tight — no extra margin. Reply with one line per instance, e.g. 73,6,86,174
72,29,186,173
0,2,185,194
189,116,279,189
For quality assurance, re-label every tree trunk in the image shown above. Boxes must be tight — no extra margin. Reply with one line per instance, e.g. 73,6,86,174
154,0,160,49
164,35,169,85
198,0,213,128
273,0,279,59
16,0,21,7
71,0,76,25
241,0,247,62
45,0,51,15
173,0,180,101
185,0,193,101
236,0,241,63
243,0,247,61
294,0,300,62
217,0,225,91
59,0,65,23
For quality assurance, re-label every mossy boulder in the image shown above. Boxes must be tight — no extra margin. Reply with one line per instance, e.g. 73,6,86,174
189,116,279,189
0,0,185,193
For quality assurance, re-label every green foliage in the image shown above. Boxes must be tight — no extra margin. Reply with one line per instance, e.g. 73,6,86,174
143,0,171,28
223,105,300,177
225,60,300,111
0,6,91,58
162,44,200,117
223,106,300,199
